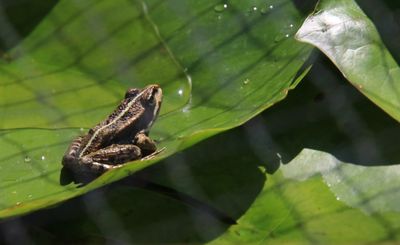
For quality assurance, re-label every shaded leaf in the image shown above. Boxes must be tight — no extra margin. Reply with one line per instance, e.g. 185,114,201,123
208,58,400,244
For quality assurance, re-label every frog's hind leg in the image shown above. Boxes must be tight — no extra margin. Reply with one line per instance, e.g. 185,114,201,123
80,144,142,173
62,136,83,167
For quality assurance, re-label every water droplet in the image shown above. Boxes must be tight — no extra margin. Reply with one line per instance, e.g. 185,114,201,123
243,78,250,85
28,194,33,199
252,6,257,11
24,156,31,162
16,202,21,206
178,89,183,96
269,5,274,9
41,155,46,160
274,34,283,42
336,197,341,201
285,34,290,38
214,3,228,13
289,24,294,28
260,7,268,15
182,106,190,113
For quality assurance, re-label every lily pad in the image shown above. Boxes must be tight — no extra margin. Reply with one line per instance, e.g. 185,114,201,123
0,0,311,219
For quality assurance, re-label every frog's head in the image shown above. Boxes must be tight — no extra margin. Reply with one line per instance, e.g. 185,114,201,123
125,84,163,131
141,84,162,120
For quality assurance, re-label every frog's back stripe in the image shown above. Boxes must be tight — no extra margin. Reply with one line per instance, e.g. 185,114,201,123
79,89,148,158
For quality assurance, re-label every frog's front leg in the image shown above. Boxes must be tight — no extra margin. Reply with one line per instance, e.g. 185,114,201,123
134,131,157,156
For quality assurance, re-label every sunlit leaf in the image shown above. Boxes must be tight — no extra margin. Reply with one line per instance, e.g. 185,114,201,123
2,53,400,244
295,0,400,122
0,0,311,219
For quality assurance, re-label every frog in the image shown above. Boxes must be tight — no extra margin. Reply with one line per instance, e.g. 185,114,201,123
62,84,163,174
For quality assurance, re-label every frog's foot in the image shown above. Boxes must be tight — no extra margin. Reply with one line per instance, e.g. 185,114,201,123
134,131,157,155
140,147,166,161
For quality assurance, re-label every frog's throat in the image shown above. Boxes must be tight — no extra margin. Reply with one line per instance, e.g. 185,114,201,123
79,89,148,158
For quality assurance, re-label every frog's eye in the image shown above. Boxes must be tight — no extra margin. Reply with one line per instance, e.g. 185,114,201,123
147,87,160,106
125,88,140,99
148,95,156,106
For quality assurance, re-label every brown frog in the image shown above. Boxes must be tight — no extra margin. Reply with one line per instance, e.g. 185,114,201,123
62,84,162,174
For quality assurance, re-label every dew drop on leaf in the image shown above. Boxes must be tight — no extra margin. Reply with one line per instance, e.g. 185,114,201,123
214,3,227,13
260,7,268,15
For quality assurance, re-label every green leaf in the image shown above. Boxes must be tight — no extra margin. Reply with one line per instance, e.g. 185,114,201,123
295,0,400,122
0,0,311,219
209,62,400,244
2,55,400,244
